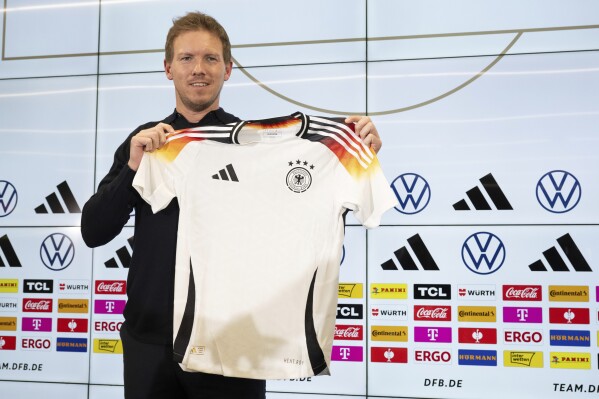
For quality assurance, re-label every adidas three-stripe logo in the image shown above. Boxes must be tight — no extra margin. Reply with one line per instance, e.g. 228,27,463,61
212,164,239,182
0,234,22,267
529,233,592,272
381,234,439,271
105,236,134,269
35,181,81,214
453,173,512,211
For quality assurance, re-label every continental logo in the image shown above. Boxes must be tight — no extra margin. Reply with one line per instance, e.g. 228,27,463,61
503,351,543,368
550,352,591,369
0,317,17,331
338,283,363,299
370,326,408,342
0,280,18,293
457,306,496,322
548,286,589,302
93,339,123,354
370,283,408,299
57,299,89,314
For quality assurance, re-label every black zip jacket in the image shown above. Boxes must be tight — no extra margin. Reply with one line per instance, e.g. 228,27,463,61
81,108,240,344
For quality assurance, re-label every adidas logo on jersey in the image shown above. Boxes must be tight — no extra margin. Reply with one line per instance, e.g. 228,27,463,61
212,164,239,182
35,181,81,214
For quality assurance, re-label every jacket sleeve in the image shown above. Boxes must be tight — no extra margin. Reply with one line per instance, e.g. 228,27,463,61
80,129,141,248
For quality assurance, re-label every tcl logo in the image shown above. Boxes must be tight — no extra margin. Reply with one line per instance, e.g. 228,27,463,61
503,285,542,301
95,280,126,295
336,304,363,319
504,330,543,344
23,280,53,294
414,284,451,300
334,325,363,340
414,350,451,364
414,306,451,321
22,298,52,313
21,338,51,351
94,321,123,332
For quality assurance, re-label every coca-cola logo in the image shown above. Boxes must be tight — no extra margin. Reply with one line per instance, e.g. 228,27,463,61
22,298,53,312
414,306,451,321
95,280,126,295
503,285,542,301
334,325,363,341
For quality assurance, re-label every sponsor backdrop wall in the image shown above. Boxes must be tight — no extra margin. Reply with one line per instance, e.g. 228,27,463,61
1,1,598,398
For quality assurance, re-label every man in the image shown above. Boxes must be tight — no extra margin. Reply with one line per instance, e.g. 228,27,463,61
81,11,382,399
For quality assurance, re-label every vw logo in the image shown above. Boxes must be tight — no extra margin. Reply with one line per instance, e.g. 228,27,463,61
461,232,505,275
536,170,581,213
0,180,18,217
40,233,75,271
391,173,431,214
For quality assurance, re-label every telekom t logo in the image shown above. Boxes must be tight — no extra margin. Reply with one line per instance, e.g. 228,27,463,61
427,329,439,341
516,308,529,322
32,318,42,330
338,347,351,360
105,301,115,313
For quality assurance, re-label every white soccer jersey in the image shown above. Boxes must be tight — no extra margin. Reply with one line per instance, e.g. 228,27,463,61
133,112,397,379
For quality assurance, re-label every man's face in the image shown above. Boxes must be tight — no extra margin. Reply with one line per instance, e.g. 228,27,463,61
165,30,232,116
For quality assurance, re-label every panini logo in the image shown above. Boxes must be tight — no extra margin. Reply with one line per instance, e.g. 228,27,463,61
529,233,591,272
549,330,590,347
338,283,363,298
34,180,81,214
371,284,407,299
0,317,17,331
0,180,18,217
457,284,496,301
390,173,431,214
550,352,591,369
503,351,543,368
371,347,408,363
0,279,18,293
93,339,123,354
458,328,497,344
56,337,88,352
380,234,439,271
536,170,581,213
370,305,408,321
503,285,542,301
458,350,497,366
414,284,451,300
0,235,21,267
0,298,18,312
57,299,89,314
104,236,133,269
548,286,589,302
457,306,496,322
371,326,408,342
461,232,505,275
453,173,513,211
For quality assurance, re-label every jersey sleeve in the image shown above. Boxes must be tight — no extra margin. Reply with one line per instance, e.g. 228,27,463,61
132,144,190,213
339,154,398,228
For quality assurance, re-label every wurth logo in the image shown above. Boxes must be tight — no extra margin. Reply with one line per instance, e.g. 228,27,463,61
390,173,431,214
536,170,581,213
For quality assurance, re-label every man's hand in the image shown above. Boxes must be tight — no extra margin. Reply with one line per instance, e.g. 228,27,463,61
345,115,382,153
128,123,174,171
